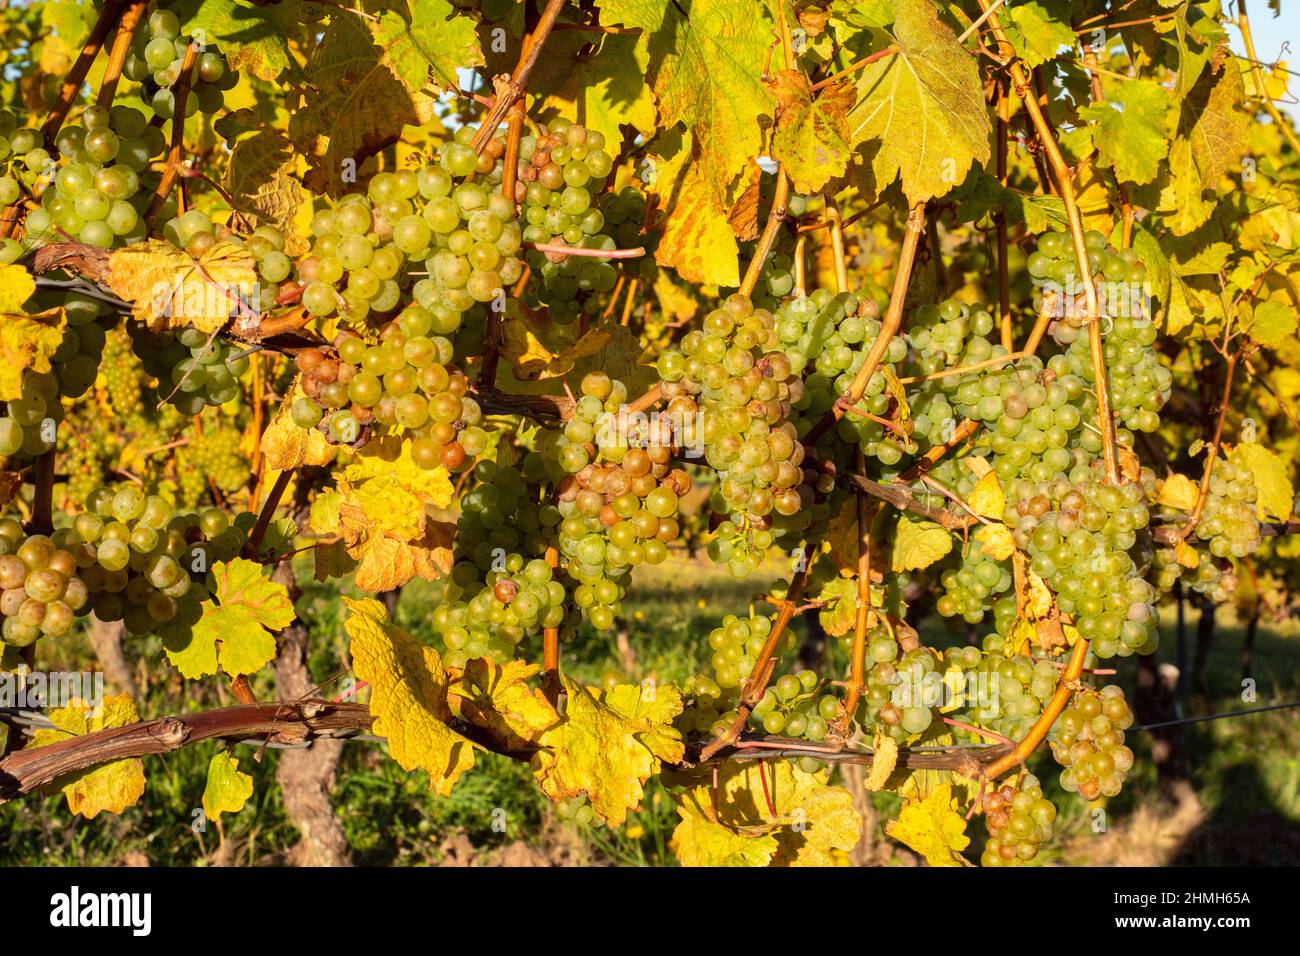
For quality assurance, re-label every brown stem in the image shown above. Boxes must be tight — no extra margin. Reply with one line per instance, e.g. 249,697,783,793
247,468,293,556
470,0,567,155
840,472,978,531
809,46,897,91
994,76,1012,350
41,0,125,145
896,419,979,482
529,243,645,259
25,450,56,536
844,450,876,718
984,634,1089,778
699,563,813,761
827,197,849,293
978,0,1118,481
739,169,790,298
1176,349,1239,540
145,41,200,222
95,0,147,110
805,202,926,444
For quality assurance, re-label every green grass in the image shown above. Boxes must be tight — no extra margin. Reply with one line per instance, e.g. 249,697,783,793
1,555,1296,866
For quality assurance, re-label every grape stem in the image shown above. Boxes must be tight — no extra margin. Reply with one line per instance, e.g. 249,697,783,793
1172,348,1240,543
95,0,148,111
843,449,877,720
994,75,1013,350
983,634,1090,779
145,41,201,222
698,562,813,762
25,450,56,537
247,468,293,558
40,0,126,145
975,0,1120,483
470,0,568,156
738,169,789,298
895,418,979,482
528,242,645,259
805,201,927,445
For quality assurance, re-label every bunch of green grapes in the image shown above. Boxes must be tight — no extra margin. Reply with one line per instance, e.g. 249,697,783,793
132,325,247,414
1150,541,1233,601
553,795,603,829
701,609,773,693
553,372,685,629
751,668,839,742
936,542,1012,624
0,110,58,259
181,417,246,500
1049,685,1135,800
1077,315,1169,433
859,646,942,740
123,6,239,118
776,289,912,465
905,298,1003,450
25,106,165,250
1027,229,1146,308
69,483,224,635
38,290,117,399
656,294,814,574
291,308,480,468
980,773,1057,867
516,121,618,324
428,457,566,666
1194,457,1261,558
1003,467,1159,659
0,519,90,648
957,647,1059,741
752,253,797,311
103,326,146,416
0,369,62,466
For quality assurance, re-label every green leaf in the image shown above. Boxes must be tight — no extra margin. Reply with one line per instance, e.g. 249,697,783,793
1077,79,1170,186
1003,0,1075,67
172,0,302,82
1229,443,1294,522
225,129,309,255
1243,298,1297,348
601,0,774,201
816,575,858,638
845,0,991,203
372,0,482,92
892,516,952,572
203,751,254,823
165,558,295,678
288,11,436,195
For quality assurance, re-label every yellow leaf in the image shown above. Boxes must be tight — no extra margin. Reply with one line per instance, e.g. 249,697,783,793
447,658,560,751
0,262,35,312
646,129,741,287
1157,473,1200,512
202,750,254,823
671,789,780,867
967,471,1005,519
532,674,683,826
259,378,337,471
0,307,65,401
1174,539,1200,569
30,694,145,819
865,733,898,791
345,598,480,795
338,508,455,591
1229,443,1295,522
342,435,455,510
974,524,1015,561
891,515,952,572
107,239,258,333
885,782,971,867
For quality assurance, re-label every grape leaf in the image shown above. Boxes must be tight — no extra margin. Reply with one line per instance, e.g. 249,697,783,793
967,470,1004,518
816,574,858,637
601,0,773,202
107,239,258,334
345,597,481,795
30,695,146,819
645,128,744,287
891,515,952,572
1243,298,1297,348
974,524,1015,561
225,129,310,256
766,71,854,193
288,11,436,195
447,658,560,751
260,378,338,471
165,558,295,678
845,0,991,203
1157,473,1200,512
670,789,780,866
531,673,683,826
1228,443,1294,521
1003,0,1074,67
864,732,898,790
0,261,34,312
0,305,65,402
202,750,254,823
771,765,861,866
373,0,482,92
172,0,303,82
884,782,971,866
1077,79,1170,186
